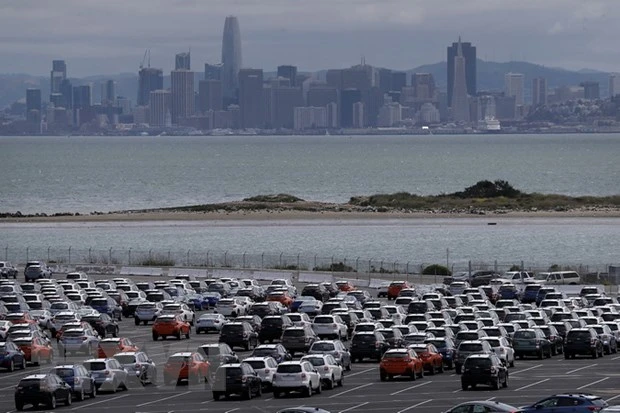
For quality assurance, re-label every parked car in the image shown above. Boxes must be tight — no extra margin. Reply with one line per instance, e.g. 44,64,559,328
259,315,293,343
82,358,128,392
163,351,209,385
408,343,445,374
518,394,608,413
197,343,239,377
444,401,519,413
196,313,227,334
251,344,292,364
82,313,119,338
58,328,100,356
212,362,263,401
50,364,97,400
512,328,553,359
152,314,191,341
461,354,508,390
24,261,52,282
0,340,26,371
307,339,352,371
219,321,259,351
97,337,139,358
272,360,321,398
14,373,73,410
564,328,604,359
243,356,279,389
281,326,318,356
379,348,424,381
300,354,344,389
454,340,494,374
350,331,390,362
0,261,18,279
113,351,157,385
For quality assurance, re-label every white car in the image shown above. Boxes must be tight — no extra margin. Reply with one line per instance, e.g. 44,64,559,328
66,271,89,281
30,310,54,330
243,356,278,388
298,299,323,316
83,358,128,392
50,311,81,332
270,279,297,296
0,320,13,340
286,312,312,327
272,361,322,398
134,302,163,325
161,303,195,325
195,313,227,334
312,315,348,340
215,298,247,317
376,282,390,298
300,354,344,389
49,301,79,316
481,336,515,367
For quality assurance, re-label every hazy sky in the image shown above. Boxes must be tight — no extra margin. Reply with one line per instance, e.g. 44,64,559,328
0,0,617,77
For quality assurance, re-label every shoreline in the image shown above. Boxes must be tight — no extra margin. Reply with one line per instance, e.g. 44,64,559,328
2,207,620,223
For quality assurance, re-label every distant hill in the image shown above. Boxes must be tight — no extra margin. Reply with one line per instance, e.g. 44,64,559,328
0,60,612,109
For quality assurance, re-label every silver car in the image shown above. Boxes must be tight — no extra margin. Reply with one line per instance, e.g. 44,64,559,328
114,351,157,385
83,358,128,392
59,328,100,356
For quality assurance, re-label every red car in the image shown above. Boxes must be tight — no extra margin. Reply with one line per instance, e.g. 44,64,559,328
408,343,444,374
97,337,139,358
5,313,37,325
13,336,54,365
387,281,411,300
266,291,293,308
152,314,191,341
335,280,355,292
163,352,210,384
379,348,424,381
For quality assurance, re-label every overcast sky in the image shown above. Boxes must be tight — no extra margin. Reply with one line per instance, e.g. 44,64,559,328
0,0,617,77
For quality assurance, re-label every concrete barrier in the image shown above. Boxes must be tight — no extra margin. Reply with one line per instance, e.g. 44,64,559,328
334,278,369,288
74,265,117,275
252,271,293,282
168,268,208,278
211,269,253,279
119,266,163,276
299,272,333,284
369,278,390,288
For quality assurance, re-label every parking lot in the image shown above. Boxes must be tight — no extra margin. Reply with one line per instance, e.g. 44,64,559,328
1,273,620,413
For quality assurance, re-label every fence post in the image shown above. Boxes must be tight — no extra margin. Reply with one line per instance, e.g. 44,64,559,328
314,255,317,270
521,260,524,271
5,246,7,261
406,262,410,282
280,252,283,268
243,252,246,269
494,260,498,273
109,248,112,264
224,251,228,267
380,260,384,274
88,248,92,263
68,247,71,265
297,254,300,270
261,253,264,269
187,250,191,267
368,259,373,282
468,260,472,276
128,248,132,265
47,246,51,262
393,261,398,279
206,251,209,268
26,247,29,262
148,249,152,261
355,257,360,273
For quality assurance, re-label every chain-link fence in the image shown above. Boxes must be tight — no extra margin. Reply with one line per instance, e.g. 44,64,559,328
2,245,614,280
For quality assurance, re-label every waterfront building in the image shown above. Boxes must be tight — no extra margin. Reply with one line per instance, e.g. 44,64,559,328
277,65,298,87
133,105,149,124
352,101,364,128
221,16,242,99
238,68,264,128
377,100,402,127
447,38,476,106
340,88,362,128
582,81,600,100
138,68,163,107
532,77,548,106
149,89,172,127
293,106,327,130
326,102,338,128
451,38,470,123
504,72,525,106
417,102,441,124
175,52,191,70
171,69,195,124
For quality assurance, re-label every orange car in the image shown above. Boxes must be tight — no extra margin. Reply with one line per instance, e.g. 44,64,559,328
379,348,424,381
152,314,191,341
408,343,444,374
163,351,210,384
387,281,411,300
5,313,37,325
97,337,139,358
266,290,293,308
335,280,355,292
13,336,54,365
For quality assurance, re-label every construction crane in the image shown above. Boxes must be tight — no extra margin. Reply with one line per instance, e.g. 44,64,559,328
139,49,151,69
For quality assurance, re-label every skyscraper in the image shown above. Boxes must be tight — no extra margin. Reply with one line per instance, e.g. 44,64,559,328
198,79,223,113
582,81,600,100
447,38,476,107
26,89,42,112
205,63,223,81
277,65,298,87
238,68,264,128
412,73,436,101
101,80,116,106
451,39,470,123
532,77,548,107
149,90,172,127
222,16,242,99
609,73,620,98
50,60,66,94
138,68,163,106
171,69,195,124
340,88,362,128
504,73,525,106
175,52,191,70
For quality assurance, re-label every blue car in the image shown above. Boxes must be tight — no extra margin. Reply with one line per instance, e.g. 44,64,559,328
426,337,457,369
51,364,97,400
203,292,221,308
89,297,122,321
0,341,26,371
519,394,608,413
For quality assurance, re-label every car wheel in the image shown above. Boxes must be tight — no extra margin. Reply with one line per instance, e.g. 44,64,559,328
152,333,159,341
20,358,26,370
492,377,500,390
316,381,322,394
273,390,280,399
113,328,119,338
537,350,544,360
410,368,416,381
429,364,435,375
49,394,57,409
461,382,468,391
185,330,190,339
509,359,515,368
327,376,334,390
176,331,181,340
213,392,220,401
592,350,598,359
7,360,14,372
134,318,140,326
502,375,508,388
380,370,387,381
304,385,312,397
77,389,85,401
91,385,97,398
65,393,72,406
15,402,24,411
455,365,461,375
438,362,444,373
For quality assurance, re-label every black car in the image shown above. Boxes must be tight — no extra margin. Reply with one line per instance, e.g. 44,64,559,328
50,365,97,400
219,322,259,351
564,328,604,359
321,282,339,298
259,315,293,343
81,313,119,338
539,325,564,355
461,354,508,390
236,315,263,334
249,302,284,318
301,284,330,302
211,363,262,401
197,343,239,376
350,331,390,362
377,328,405,348
15,373,73,410
251,344,292,363
281,326,318,356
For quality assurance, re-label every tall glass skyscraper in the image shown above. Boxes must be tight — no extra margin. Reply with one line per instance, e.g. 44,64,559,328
221,16,242,99
447,38,476,107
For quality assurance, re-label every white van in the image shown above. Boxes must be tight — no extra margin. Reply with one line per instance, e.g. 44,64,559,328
534,271,581,285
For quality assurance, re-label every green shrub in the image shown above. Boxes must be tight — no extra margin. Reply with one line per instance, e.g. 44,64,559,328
313,262,356,272
422,264,452,276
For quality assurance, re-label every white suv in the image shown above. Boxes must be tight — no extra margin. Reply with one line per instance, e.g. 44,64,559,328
272,361,321,398
312,315,348,340
300,354,344,389
161,303,195,325
243,356,278,389
216,298,249,317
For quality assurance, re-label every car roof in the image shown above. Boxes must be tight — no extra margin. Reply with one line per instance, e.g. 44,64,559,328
115,352,139,356
170,352,193,357
22,374,48,380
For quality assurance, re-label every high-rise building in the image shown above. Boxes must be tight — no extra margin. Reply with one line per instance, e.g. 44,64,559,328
138,68,163,106
340,88,362,128
451,39,470,122
412,73,436,104
26,88,42,112
326,69,343,90
294,107,327,130
149,90,172,127
277,65,298,87
171,70,195,124
609,73,620,98
101,80,116,106
238,68,264,128
307,84,338,108
532,77,548,107
50,60,67,95
175,52,191,70
352,102,364,128
270,86,304,129
581,81,600,100
447,38,476,106
198,79,223,113
326,102,338,128
504,73,525,106
378,68,392,94
72,85,92,109
391,72,406,92
205,63,223,81
221,16,242,99
60,79,73,109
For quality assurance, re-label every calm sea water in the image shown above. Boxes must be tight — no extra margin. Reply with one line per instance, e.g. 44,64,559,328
1,134,619,214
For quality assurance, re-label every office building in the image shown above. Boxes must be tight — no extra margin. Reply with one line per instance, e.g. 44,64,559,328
412,73,436,101
50,60,67,94
447,38,476,106
205,63,223,81
477,95,496,120
138,68,163,106
72,85,92,109
352,102,364,128
175,52,191,70
101,80,116,106
609,73,620,98
171,70,195,124
326,102,338,128
392,72,406,92
451,39,470,122
277,65,298,87
378,68,392,94
149,90,172,127
504,72,525,105
377,100,402,127
270,86,304,129
340,88,362,128
582,81,600,100
198,79,223,113
26,88,42,113
221,16,242,99
294,106,327,130
326,69,343,90
307,85,338,108
532,77,547,107
495,95,517,120
417,102,441,124
238,68,264,128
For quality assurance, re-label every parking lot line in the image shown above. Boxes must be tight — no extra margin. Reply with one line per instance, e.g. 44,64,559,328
70,394,130,410
566,364,597,375
136,390,192,407
390,380,432,396
329,382,373,399
577,377,609,390
396,399,433,413
514,378,550,391
606,394,620,403
338,402,369,413
224,408,240,413
345,367,375,377
612,356,620,360
510,364,542,375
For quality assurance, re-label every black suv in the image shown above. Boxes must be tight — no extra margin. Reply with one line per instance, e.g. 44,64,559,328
81,313,119,338
301,284,329,302
211,363,262,401
564,328,604,359
259,315,293,343
461,354,508,390
15,373,73,410
350,331,390,362
539,325,564,355
219,322,259,351
281,326,318,356
197,343,239,378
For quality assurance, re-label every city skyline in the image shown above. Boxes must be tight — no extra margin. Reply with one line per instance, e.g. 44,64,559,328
0,0,617,77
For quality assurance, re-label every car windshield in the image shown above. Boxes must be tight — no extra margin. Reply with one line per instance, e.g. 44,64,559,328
465,358,491,368
277,364,302,373
84,362,107,371
283,329,305,337
54,368,75,377
304,357,325,366
427,340,447,349
222,325,243,333
252,348,275,357
313,317,333,324
114,355,137,364
383,352,407,359
353,334,376,343
459,344,483,352
569,331,592,339
457,333,479,340
312,343,335,351
515,331,536,339
485,339,501,347
245,360,265,370
168,355,190,363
